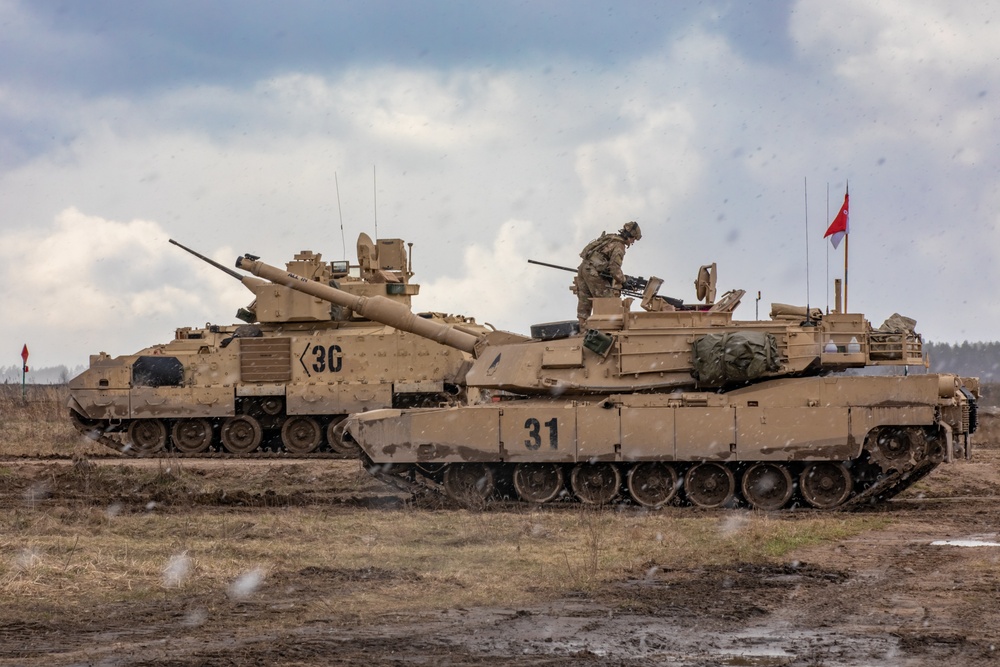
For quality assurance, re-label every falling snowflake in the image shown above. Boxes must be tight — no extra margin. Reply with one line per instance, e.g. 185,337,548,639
229,568,265,599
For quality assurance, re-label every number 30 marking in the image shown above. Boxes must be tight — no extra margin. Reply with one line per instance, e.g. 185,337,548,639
311,344,343,373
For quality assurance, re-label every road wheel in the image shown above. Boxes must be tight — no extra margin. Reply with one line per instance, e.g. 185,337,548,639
326,418,361,457
171,418,213,454
220,415,263,454
281,416,322,454
684,462,735,508
800,462,853,509
443,463,495,507
741,462,793,511
128,419,167,455
627,462,679,508
513,463,565,503
570,463,621,505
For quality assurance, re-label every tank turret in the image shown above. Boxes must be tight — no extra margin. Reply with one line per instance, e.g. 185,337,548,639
236,254,927,395
237,250,979,511
67,234,486,458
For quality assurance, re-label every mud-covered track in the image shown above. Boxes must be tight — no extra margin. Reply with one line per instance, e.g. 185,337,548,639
365,432,948,512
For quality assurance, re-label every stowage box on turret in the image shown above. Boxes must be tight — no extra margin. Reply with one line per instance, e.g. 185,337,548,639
67,234,488,457
235,250,978,510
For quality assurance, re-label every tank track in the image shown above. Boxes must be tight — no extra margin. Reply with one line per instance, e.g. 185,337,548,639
365,460,436,496
75,413,951,509
840,459,938,510
88,434,351,459
71,419,354,460
69,392,462,461
364,457,945,511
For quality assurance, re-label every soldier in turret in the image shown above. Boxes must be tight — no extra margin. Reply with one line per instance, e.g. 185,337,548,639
576,221,642,330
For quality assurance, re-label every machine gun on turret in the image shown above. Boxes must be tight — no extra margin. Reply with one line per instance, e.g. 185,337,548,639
526,259,687,307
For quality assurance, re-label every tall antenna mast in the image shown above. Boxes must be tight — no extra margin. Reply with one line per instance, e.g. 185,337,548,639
825,182,829,314
843,180,849,312
804,177,813,325
373,164,378,239
335,172,346,259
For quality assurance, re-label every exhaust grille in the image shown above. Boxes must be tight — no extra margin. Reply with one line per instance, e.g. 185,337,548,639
240,337,292,383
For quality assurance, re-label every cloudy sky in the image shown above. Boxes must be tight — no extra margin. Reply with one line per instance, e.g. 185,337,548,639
3,0,999,370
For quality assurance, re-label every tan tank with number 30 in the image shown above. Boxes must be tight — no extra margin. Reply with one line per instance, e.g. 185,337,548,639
235,250,978,510
67,234,488,457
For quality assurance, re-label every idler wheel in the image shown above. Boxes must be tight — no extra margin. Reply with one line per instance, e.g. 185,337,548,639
220,415,263,454
865,426,928,474
570,463,621,505
326,419,361,457
741,462,794,511
281,416,322,454
627,462,679,508
684,462,735,509
171,418,213,454
443,463,496,507
800,462,853,509
69,410,107,441
513,463,565,503
127,419,167,455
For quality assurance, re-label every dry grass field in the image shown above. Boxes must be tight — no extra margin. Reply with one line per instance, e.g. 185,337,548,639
3,385,1000,665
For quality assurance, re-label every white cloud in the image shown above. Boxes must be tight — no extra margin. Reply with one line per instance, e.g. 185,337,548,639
420,219,575,332
793,1,1000,139
1,208,249,366
573,101,704,239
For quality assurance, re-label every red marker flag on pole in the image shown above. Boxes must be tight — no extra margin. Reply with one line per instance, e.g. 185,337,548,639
20,344,28,399
824,188,849,249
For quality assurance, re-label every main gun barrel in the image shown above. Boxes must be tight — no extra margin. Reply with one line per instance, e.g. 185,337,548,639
171,239,268,293
171,239,243,280
236,255,481,355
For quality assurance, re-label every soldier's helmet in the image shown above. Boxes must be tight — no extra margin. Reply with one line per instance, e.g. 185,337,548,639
621,221,642,241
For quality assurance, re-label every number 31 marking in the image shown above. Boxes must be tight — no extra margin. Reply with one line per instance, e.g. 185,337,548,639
524,417,558,450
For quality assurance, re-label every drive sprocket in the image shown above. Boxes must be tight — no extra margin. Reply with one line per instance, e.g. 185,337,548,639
864,426,928,474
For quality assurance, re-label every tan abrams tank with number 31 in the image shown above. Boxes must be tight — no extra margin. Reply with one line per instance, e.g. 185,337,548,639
236,252,979,510
68,234,488,457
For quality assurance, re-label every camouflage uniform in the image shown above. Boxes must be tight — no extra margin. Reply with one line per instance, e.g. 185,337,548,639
576,231,630,330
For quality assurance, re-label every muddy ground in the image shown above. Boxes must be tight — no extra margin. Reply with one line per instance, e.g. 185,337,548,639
4,421,1000,666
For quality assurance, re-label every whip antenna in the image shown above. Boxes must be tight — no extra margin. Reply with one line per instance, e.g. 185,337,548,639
373,164,378,239
335,172,346,259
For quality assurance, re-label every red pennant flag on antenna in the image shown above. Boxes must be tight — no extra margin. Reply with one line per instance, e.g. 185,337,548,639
824,188,850,249
21,344,28,363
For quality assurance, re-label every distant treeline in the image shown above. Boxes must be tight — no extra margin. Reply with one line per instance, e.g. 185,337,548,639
0,364,85,385
926,342,1000,381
